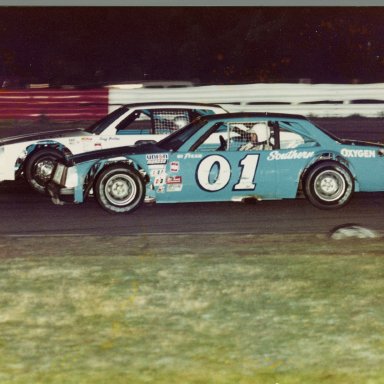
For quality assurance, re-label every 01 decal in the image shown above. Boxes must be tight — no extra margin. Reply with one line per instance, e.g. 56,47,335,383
196,154,260,192
233,154,260,190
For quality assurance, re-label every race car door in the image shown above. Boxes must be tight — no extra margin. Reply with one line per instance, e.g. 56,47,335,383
155,121,279,203
269,122,320,198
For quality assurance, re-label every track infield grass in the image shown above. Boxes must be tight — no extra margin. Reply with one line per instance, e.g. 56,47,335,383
0,234,383,384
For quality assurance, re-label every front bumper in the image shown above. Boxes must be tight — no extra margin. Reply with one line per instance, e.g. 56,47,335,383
47,162,79,205
47,181,75,205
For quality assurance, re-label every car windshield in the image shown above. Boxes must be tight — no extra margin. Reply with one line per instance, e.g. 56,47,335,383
157,119,207,151
85,106,129,134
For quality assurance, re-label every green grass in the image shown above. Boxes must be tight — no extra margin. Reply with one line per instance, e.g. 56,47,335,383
0,234,384,383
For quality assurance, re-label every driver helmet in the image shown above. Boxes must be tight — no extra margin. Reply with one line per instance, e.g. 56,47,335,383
248,123,270,142
173,115,190,129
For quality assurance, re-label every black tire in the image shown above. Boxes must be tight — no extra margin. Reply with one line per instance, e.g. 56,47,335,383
25,148,64,194
304,161,354,209
95,165,145,214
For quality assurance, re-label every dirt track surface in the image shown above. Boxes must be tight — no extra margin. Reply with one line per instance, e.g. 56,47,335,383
0,179,383,237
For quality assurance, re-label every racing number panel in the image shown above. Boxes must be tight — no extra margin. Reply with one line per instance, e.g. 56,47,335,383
196,154,260,192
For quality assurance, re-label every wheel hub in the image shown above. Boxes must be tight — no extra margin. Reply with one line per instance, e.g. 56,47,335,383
105,175,137,206
35,160,55,182
314,170,346,201
319,176,339,195
110,180,130,198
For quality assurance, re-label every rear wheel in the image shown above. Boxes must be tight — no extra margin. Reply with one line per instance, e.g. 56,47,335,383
304,161,354,209
25,148,64,194
95,165,145,214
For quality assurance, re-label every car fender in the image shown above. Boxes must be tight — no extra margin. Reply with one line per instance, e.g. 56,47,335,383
10,141,71,178
83,157,148,198
22,140,72,169
300,150,359,191
26,140,73,157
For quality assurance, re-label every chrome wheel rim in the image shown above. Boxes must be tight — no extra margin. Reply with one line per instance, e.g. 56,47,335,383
104,174,137,206
34,159,56,183
314,170,346,202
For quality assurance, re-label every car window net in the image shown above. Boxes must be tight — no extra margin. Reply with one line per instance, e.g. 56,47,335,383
152,109,191,134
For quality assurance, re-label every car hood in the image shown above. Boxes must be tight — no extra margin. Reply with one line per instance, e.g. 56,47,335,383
0,128,90,145
66,143,166,166
340,138,384,148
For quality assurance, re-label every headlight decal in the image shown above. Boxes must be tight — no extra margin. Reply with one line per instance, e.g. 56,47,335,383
52,163,67,186
65,167,79,188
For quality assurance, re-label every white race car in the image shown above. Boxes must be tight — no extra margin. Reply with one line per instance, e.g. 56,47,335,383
0,102,227,193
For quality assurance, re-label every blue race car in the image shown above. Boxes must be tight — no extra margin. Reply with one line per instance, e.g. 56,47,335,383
48,112,384,213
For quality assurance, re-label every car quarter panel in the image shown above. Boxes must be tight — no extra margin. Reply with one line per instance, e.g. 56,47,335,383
265,148,318,198
339,146,384,191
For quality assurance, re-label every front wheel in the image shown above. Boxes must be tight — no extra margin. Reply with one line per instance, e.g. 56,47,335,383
25,148,64,194
304,161,354,209
95,165,145,214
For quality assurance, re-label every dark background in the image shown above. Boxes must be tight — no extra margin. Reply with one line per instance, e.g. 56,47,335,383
1,6,384,87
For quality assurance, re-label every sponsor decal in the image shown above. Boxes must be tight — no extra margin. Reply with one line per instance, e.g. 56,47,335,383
150,167,166,177
146,153,169,165
341,148,376,158
94,143,102,148
154,177,166,186
166,176,182,184
167,184,183,192
99,137,121,141
170,161,179,172
177,153,203,159
149,164,166,170
267,150,315,161
81,137,93,141
157,185,165,193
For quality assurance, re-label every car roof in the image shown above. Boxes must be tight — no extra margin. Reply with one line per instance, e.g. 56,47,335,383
200,112,308,121
121,101,226,109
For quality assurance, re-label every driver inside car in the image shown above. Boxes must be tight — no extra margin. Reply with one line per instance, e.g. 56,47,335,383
239,122,272,151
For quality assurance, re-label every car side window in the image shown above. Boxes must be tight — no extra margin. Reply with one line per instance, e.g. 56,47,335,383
193,123,230,152
192,121,275,152
114,109,194,135
115,110,153,135
278,126,318,149
152,109,191,134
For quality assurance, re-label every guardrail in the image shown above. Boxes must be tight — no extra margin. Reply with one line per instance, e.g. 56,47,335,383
0,89,108,120
109,83,384,118
1,83,384,120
